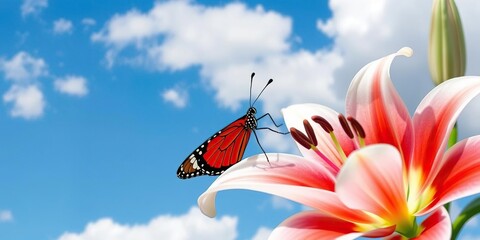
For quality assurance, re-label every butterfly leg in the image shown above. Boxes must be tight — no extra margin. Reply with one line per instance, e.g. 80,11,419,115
256,113,283,128
256,127,289,135
252,130,271,165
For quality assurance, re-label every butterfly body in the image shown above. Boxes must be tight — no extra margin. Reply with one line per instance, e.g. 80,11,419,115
177,107,257,179
176,73,287,180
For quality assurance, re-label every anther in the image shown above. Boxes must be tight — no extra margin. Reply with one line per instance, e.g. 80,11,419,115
347,117,366,139
290,127,312,149
338,114,354,139
311,115,334,133
303,120,317,146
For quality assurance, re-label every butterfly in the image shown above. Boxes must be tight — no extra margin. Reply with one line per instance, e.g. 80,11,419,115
177,73,287,179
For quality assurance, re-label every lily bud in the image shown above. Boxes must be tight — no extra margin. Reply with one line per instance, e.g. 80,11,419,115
428,0,466,85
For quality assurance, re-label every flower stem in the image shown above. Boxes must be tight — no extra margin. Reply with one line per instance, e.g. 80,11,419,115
451,196,480,240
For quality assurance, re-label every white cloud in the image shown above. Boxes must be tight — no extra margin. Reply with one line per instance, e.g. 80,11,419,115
82,18,96,26
251,226,272,240
54,18,74,34
271,196,295,211
162,87,188,108
0,52,47,119
0,51,47,83
3,85,45,119
92,1,343,115
0,210,13,222
57,207,237,240
21,0,48,17
54,75,89,97
92,2,290,69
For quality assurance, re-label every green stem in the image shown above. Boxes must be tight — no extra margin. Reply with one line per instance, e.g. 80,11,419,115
451,196,480,239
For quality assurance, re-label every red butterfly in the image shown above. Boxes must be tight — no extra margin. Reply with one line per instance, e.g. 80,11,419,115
177,73,286,179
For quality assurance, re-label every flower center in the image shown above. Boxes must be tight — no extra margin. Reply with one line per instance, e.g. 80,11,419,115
290,114,366,172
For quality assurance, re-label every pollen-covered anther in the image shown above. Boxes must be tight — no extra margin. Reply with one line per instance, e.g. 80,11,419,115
290,127,313,149
311,115,333,133
338,114,354,139
303,120,317,146
290,125,340,173
347,116,366,139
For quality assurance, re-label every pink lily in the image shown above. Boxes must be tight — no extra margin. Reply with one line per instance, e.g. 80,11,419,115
198,47,480,239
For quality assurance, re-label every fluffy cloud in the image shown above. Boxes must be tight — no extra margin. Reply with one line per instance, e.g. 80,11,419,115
82,18,96,26
21,0,48,17
57,207,237,240
162,87,188,108
251,227,272,240
0,51,47,83
0,51,89,119
53,18,74,34
92,1,290,69
3,85,45,119
92,1,342,115
54,75,89,96
0,52,47,119
0,210,13,223
81,18,96,29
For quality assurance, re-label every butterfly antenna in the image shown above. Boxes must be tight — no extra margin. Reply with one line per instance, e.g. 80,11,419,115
249,72,255,107
252,78,273,107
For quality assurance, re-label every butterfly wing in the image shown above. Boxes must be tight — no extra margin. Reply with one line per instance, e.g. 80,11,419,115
177,115,252,179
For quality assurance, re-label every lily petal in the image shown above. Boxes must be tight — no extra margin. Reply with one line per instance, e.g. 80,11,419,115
346,47,414,166
268,211,395,240
412,76,480,192
282,104,356,168
198,153,375,223
414,207,451,239
336,144,409,224
417,136,480,215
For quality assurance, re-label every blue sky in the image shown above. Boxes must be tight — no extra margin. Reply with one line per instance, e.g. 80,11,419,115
1,0,480,239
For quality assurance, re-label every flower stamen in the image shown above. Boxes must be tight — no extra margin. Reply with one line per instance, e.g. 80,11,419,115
311,115,347,162
338,114,354,139
290,124,340,173
347,116,366,147
303,120,317,146
311,115,333,132
290,127,312,149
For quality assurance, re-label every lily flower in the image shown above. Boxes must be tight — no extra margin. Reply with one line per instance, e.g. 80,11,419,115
198,48,480,239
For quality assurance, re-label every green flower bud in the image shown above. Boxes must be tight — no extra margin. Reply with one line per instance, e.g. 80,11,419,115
428,0,466,85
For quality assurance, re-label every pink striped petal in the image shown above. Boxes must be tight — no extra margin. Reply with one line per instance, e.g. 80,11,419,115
412,76,480,193
336,144,409,224
269,211,395,240
417,136,480,215
346,48,414,167
282,104,356,168
414,207,451,239
198,153,375,223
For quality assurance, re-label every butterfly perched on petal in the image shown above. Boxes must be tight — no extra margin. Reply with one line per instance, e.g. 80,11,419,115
177,73,286,179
